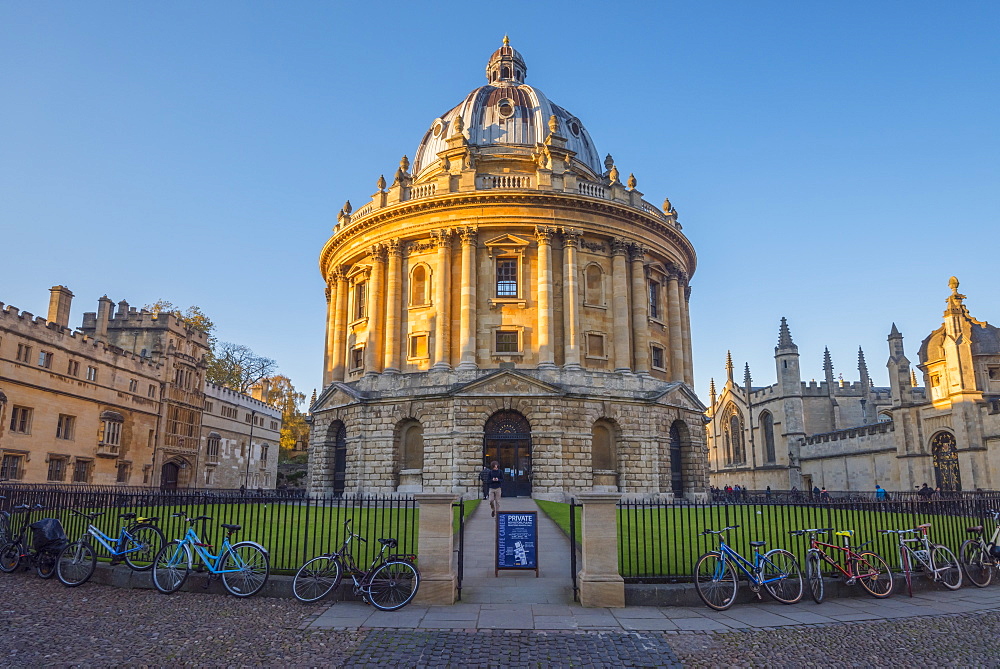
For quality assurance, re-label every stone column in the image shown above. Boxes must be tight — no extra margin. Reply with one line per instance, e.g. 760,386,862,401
331,267,349,382
457,227,479,371
383,239,403,373
535,225,556,369
681,280,694,387
322,282,336,387
577,492,625,607
363,245,386,376
562,228,582,370
431,229,453,371
611,238,632,373
412,493,458,604
667,269,685,382
629,244,650,375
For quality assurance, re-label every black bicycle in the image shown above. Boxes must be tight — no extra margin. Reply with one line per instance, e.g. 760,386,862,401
0,504,68,579
292,518,420,610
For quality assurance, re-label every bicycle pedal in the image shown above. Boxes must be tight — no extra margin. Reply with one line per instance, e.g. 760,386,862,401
845,578,856,585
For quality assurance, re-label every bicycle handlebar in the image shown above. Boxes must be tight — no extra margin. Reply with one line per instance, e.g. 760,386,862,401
701,525,739,535
69,509,104,520
342,518,367,542
789,528,833,536
879,528,916,535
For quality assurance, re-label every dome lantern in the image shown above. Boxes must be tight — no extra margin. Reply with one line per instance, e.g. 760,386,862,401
486,35,527,84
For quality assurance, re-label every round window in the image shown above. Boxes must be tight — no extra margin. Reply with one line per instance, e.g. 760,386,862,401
497,99,515,119
431,120,444,138
569,120,581,137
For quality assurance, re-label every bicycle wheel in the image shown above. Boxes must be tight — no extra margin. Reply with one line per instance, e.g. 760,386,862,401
220,542,269,597
900,548,913,597
855,551,893,598
761,549,803,604
293,555,343,603
366,560,419,611
0,512,9,546
56,541,96,587
960,540,993,588
694,552,738,611
122,525,165,571
0,541,23,573
36,551,57,579
806,552,824,603
152,540,191,594
931,545,962,590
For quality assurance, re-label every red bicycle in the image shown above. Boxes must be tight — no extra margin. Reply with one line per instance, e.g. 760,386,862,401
790,528,894,602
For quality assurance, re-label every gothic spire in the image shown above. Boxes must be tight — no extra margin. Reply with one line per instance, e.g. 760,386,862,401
910,369,919,387
709,377,717,405
858,346,870,384
744,362,752,388
776,317,797,351
889,322,901,338
725,350,734,382
823,347,834,374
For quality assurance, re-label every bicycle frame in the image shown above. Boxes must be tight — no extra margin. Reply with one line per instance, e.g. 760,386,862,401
808,533,874,580
715,540,785,586
83,524,146,558
176,526,238,575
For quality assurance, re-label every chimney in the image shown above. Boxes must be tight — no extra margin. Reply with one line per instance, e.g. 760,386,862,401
47,285,74,328
96,296,113,341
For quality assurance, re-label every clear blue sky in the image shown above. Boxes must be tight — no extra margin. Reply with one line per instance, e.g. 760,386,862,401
2,1,997,404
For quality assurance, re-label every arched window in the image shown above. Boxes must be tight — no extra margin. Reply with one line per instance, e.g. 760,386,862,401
669,420,687,495
409,265,430,306
399,420,424,470
931,431,961,491
728,410,745,464
584,264,604,305
591,420,616,471
760,411,776,464
328,421,348,495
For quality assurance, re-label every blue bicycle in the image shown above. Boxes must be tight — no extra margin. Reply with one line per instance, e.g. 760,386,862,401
694,525,803,610
56,509,165,587
151,512,269,597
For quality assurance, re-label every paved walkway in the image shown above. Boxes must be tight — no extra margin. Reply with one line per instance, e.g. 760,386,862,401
307,497,1000,632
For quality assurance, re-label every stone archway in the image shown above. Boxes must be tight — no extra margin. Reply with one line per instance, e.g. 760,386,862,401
669,420,687,497
931,431,962,491
328,421,348,496
160,457,193,490
483,410,532,497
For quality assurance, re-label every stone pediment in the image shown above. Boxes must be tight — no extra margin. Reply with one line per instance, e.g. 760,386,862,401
483,234,531,256
650,382,707,412
313,382,363,411
454,370,563,397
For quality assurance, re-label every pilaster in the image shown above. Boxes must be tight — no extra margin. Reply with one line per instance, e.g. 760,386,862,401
535,225,556,369
383,239,403,373
363,245,387,376
457,226,479,371
431,229,453,371
629,244,650,375
666,270,685,383
611,238,632,373
331,267,349,382
562,228,582,370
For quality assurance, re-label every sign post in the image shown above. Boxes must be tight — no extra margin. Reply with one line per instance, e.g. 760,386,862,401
495,511,539,577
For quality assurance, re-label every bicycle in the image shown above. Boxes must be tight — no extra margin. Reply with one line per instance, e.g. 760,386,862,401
693,525,803,611
790,528,893,602
0,496,10,546
56,509,165,587
959,508,1000,587
0,504,67,579
151,512,269,597
292,518,420,611
879,523,962,596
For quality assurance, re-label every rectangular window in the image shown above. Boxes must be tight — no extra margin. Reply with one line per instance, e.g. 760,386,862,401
205,468,214,485
270,420,279,431
351,346,365,371
989,367,1000,381
102,420,122,447
1,454,24,480
261,444,269,463
409,333,429,359
73,459,92,483
128,379,138,392
47,457,66,482
38,350,53,369
116,462,130,483
204,401,214,413
86,366,98,382
9,406,32,434
68,360,80,377
56,414,75,440
354,281,368,320
495,330,519,353
651,345,665,370
16,343,32,363
586,333,606,358
648,281,660,319
148,384,157,398
207,436,220,460
496,258,518,297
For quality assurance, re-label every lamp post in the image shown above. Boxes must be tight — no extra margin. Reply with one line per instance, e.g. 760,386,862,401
244,409,256,490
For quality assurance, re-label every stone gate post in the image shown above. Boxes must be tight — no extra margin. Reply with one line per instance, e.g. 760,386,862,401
413,493,458,604
577,492,625,607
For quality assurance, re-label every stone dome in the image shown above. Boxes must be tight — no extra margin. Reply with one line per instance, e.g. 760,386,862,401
412,39,602,177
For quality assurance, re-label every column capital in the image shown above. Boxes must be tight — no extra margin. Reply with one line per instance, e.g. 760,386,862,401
611,237,629,256
457,226,479,246
324,283,332,301
685,285,693,301
627,243,648,262
534,225,557,245
330,265,349,283
561,227,582,248
367,244,387,263
386,238,403,258
430,228,454,248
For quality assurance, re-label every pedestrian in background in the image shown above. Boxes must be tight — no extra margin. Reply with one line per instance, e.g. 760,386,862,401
486,461,503,518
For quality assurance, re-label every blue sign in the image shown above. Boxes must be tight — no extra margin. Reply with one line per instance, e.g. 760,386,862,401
495,511,538,576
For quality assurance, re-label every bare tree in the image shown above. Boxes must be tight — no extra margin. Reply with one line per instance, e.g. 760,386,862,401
207,342,277,393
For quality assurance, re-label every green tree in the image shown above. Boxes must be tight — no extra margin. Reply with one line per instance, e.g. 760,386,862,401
207,341,277,393
262,375,310,454
144,300,217,345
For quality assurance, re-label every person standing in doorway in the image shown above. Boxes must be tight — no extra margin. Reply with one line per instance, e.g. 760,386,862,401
479,465,490,500
487,460,503,518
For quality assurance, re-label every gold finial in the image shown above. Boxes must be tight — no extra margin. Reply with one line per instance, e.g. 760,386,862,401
948,276,959,294
627,173,637,190
503,35,510,46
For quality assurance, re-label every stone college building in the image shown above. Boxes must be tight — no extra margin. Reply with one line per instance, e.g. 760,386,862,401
309,40,709,501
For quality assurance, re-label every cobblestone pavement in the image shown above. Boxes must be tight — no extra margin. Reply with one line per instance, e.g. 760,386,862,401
2,571,999,667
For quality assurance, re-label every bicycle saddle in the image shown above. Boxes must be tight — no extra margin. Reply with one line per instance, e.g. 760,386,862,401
378,538,398,548
966,525,983,534
916,523,931,530
220,523,241,532
120,513,137,520
835,530,854,538
749,541,766,548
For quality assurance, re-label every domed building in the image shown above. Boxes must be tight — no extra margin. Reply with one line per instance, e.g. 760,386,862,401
309,40,708,501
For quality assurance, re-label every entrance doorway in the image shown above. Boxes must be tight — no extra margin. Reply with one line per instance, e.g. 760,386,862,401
669,421,685,496
329,421,347,496
931,431,962,491
160,462,179,490
483,410,532,497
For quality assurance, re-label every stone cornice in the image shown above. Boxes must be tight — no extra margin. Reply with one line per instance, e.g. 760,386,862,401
319,191,696,279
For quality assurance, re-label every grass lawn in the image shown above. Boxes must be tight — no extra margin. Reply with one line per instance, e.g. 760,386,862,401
537,500,976,579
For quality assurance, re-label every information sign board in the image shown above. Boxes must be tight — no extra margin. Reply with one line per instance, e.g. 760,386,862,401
495,511,539,576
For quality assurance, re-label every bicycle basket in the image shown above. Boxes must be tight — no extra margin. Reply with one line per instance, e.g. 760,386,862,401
30,518,68,554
